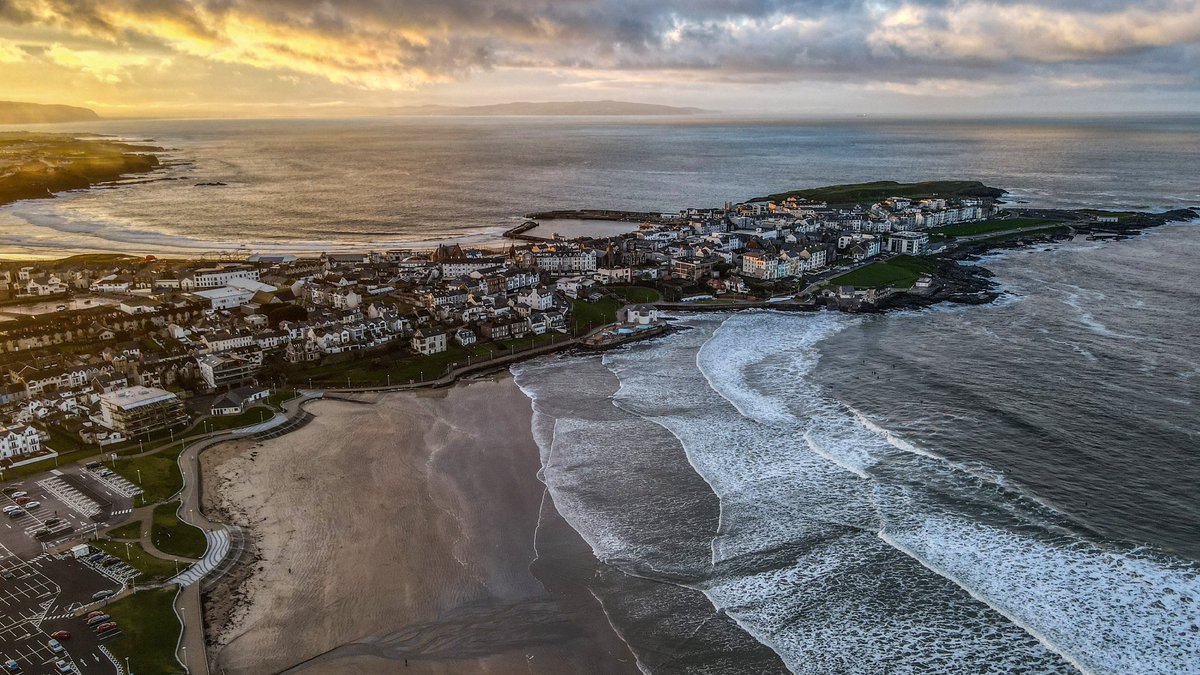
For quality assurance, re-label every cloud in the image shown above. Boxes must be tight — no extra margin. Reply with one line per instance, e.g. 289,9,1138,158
44,43,166,83
0,0,1197,97
0,37,22,62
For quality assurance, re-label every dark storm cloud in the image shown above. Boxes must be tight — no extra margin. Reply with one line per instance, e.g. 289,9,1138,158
0,0,1197,91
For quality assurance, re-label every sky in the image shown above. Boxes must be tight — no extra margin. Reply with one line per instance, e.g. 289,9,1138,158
0,0,1198,117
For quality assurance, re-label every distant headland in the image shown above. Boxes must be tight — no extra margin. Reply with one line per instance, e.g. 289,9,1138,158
387,100,704,116
0,101,100,124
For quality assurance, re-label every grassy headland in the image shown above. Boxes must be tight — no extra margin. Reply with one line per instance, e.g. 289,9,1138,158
755,180,1005,205
830,256,935,289
0,132,161,207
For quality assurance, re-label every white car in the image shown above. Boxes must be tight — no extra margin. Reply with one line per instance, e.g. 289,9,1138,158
11,491,27,498
1,505,19,513
48,639,64,654
24,501,40,510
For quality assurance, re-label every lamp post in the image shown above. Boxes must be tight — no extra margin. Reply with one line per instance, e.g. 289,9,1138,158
124,541,131,560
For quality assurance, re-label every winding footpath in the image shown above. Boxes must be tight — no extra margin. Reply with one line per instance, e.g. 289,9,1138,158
169,392,322,675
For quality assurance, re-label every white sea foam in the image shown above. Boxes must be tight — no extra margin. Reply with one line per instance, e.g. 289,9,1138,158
516,310,1200,674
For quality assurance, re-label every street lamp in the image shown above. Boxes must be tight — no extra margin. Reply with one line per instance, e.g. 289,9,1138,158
136,469,142,484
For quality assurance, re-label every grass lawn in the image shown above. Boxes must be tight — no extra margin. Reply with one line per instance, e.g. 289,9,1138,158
299,343,495,386
204,407,273,431
756,180,1003,205
933,217,1059,238
609,286,661,303
103,588,183,675
105,519,143,540
265,389,299,409
571,297,621,330
92,540,180,583
494,332,562,352
112,444,185,504
151,502,207,560
970,225,1072,244
830,256,935,289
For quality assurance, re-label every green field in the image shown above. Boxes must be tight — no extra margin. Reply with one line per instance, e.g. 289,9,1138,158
756,180,1004,205
609,286,661,303
934,217,1060,238
92,540,180,583
105,520,143,540
299,342,495,386
830,256,936,289
102,588,183,675
150,502,207,559
570,297,621,329
113,444,185,504
204,406,272,431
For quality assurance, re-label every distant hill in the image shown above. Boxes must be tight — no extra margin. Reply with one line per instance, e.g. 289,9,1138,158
0,101,100,124
390,100,704,116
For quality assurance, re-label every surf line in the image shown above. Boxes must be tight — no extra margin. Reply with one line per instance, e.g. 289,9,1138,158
877,528,1093,675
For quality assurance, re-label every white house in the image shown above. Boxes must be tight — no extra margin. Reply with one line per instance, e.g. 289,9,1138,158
0,424,41,460
411,329,447,355
617,304,661,326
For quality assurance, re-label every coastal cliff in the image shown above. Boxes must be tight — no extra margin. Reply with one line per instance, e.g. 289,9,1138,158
0,101,100,124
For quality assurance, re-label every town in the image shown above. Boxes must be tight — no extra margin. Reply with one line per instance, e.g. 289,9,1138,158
0,180,1176,675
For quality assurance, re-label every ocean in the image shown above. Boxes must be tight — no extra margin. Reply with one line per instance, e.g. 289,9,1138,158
5,115,1199,672
514,222,1200,673
1,115,1198,256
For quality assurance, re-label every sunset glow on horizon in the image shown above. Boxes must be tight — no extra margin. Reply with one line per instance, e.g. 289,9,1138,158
1,0,1199,117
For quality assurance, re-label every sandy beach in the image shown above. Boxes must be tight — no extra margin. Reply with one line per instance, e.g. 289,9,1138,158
200,376,641,674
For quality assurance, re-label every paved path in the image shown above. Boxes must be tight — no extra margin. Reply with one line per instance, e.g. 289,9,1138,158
169,392,320,675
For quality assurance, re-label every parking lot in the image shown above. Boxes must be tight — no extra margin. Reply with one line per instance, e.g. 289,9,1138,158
0,541,120,674
0,464,140,674
0,469,135,560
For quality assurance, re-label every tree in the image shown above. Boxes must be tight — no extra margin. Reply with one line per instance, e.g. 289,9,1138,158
267,304,307,328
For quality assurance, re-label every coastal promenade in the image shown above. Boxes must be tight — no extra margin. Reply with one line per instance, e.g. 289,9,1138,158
170,392,320,675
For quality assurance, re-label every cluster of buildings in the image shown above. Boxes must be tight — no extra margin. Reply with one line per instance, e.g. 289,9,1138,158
0,191,992,462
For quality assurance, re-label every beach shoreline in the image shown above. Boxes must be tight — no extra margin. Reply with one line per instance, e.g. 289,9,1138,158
198,375,644,674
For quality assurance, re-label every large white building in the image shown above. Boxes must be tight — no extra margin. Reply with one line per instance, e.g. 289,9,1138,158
887,232,931,256
98,386,188,436
191,265,261,289
0,424,40,460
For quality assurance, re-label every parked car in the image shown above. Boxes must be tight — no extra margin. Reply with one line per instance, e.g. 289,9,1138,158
101,558,121,568
85,462,102,470
50,630,70,640
11,491,27,498
94,622,117,634
13,497,30,505
85,611,105,620
3,658,19,673
45,518,62,526
7,510,24,519
24,501,40,510
48,639,64,654
92,590,115,601
85,614,109,626
88,553,105,563
2,505,19,513
98,469,113,477
54,660,73,673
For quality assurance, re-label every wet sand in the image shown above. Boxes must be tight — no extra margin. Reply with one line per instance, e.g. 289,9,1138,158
200,377,640,674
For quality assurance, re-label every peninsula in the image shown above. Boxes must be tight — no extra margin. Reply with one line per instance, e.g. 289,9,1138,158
0,132,162,207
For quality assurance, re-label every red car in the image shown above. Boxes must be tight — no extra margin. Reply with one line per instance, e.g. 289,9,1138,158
94,622,117,633
13,497,30,505
50,631,70,640
85,611,105,620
